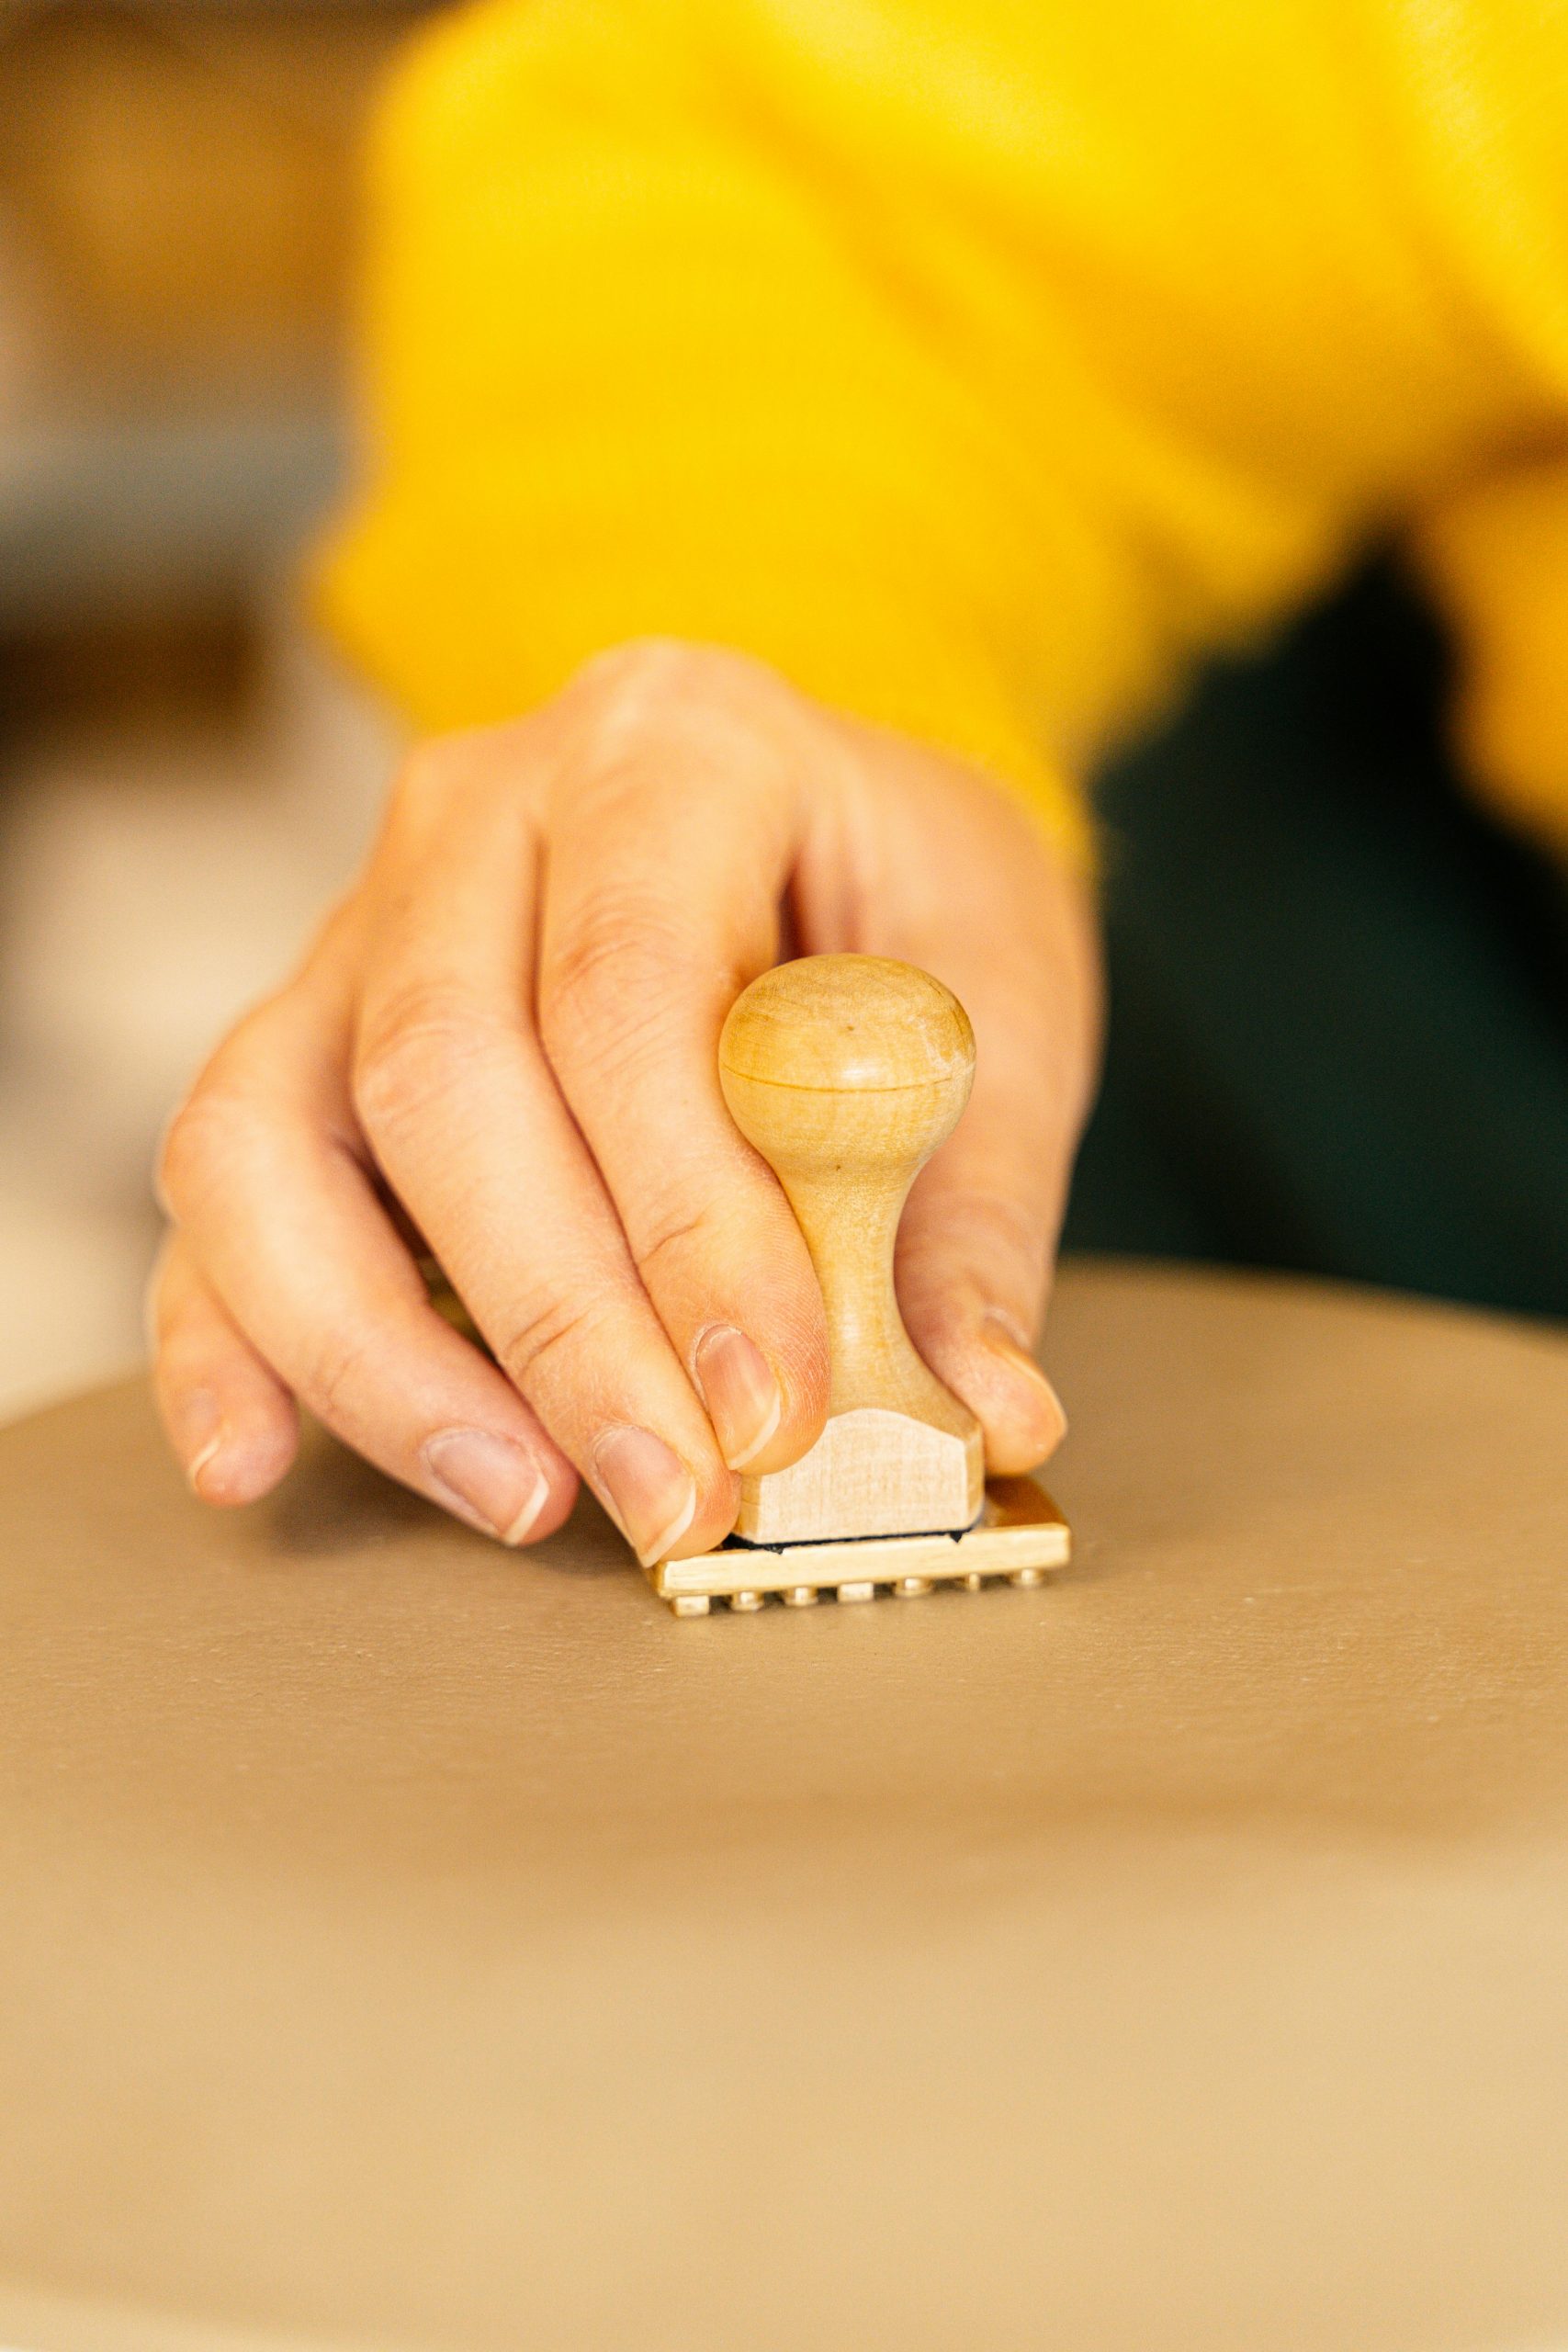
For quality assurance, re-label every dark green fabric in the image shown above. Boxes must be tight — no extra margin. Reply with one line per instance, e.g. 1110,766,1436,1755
1062,560,1568,1317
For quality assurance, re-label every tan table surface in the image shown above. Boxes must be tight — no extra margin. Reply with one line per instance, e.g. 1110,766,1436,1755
2,1259,1567,2352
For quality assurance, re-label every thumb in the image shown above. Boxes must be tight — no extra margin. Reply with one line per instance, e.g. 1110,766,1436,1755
891,869,1100,1477
794,712,1101,1476
895,1094,1072,1476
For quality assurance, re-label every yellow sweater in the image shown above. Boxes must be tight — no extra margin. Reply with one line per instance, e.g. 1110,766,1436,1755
319,0,1568,862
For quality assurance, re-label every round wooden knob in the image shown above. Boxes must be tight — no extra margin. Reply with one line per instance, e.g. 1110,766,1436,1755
719,952,975,1096
719,955,984,1543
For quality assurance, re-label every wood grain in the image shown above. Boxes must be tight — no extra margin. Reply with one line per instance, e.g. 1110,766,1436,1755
718,955,985,1543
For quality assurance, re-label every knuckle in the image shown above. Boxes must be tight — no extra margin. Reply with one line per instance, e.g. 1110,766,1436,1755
573,635,708,712
494,1291,606,1393
560,639,754,789
352,982,516,1138
539,904,696,1077
632,1207,708,1286
156,1082,264,1218
310,1325,376,1426
389,735,472,818
380,729,513,852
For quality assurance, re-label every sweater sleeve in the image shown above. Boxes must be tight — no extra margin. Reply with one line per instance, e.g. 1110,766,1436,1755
315,0,1568,859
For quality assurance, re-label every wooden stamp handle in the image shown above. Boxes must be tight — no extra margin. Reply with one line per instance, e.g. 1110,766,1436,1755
719,954,984,1542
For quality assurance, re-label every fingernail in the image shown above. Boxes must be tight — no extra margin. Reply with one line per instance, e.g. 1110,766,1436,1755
179,1387,227,1496
423,1429,550,1545
593,1425,697,1566
188,1431,230,1498
693,1324,782,1469
982,1312,1067,1439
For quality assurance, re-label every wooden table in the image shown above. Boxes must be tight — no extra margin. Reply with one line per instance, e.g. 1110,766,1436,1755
3,1261,1566,2352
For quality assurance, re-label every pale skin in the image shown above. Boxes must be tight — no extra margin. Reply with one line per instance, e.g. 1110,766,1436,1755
149,639,1101,1567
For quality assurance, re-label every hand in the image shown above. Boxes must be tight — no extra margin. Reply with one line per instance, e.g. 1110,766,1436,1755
150,640,1100,1565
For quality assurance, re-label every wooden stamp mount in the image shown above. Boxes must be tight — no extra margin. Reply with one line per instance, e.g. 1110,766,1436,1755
646,1473,1070,1613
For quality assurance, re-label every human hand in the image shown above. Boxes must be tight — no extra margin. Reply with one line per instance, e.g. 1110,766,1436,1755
150,641,1100,1565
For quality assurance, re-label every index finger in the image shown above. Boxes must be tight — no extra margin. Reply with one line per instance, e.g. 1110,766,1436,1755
536,654,832,1478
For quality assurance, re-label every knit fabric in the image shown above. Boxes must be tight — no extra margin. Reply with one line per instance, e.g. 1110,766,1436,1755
318,0,1568,862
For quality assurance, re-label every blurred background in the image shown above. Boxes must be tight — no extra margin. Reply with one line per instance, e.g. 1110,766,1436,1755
5,0,1561,1427
0,0,431,1417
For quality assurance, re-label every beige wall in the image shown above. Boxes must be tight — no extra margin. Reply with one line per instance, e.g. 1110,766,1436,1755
0,3,432,1418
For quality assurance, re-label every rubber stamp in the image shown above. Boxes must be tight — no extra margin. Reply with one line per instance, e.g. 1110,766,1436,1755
647,953,1069,1612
